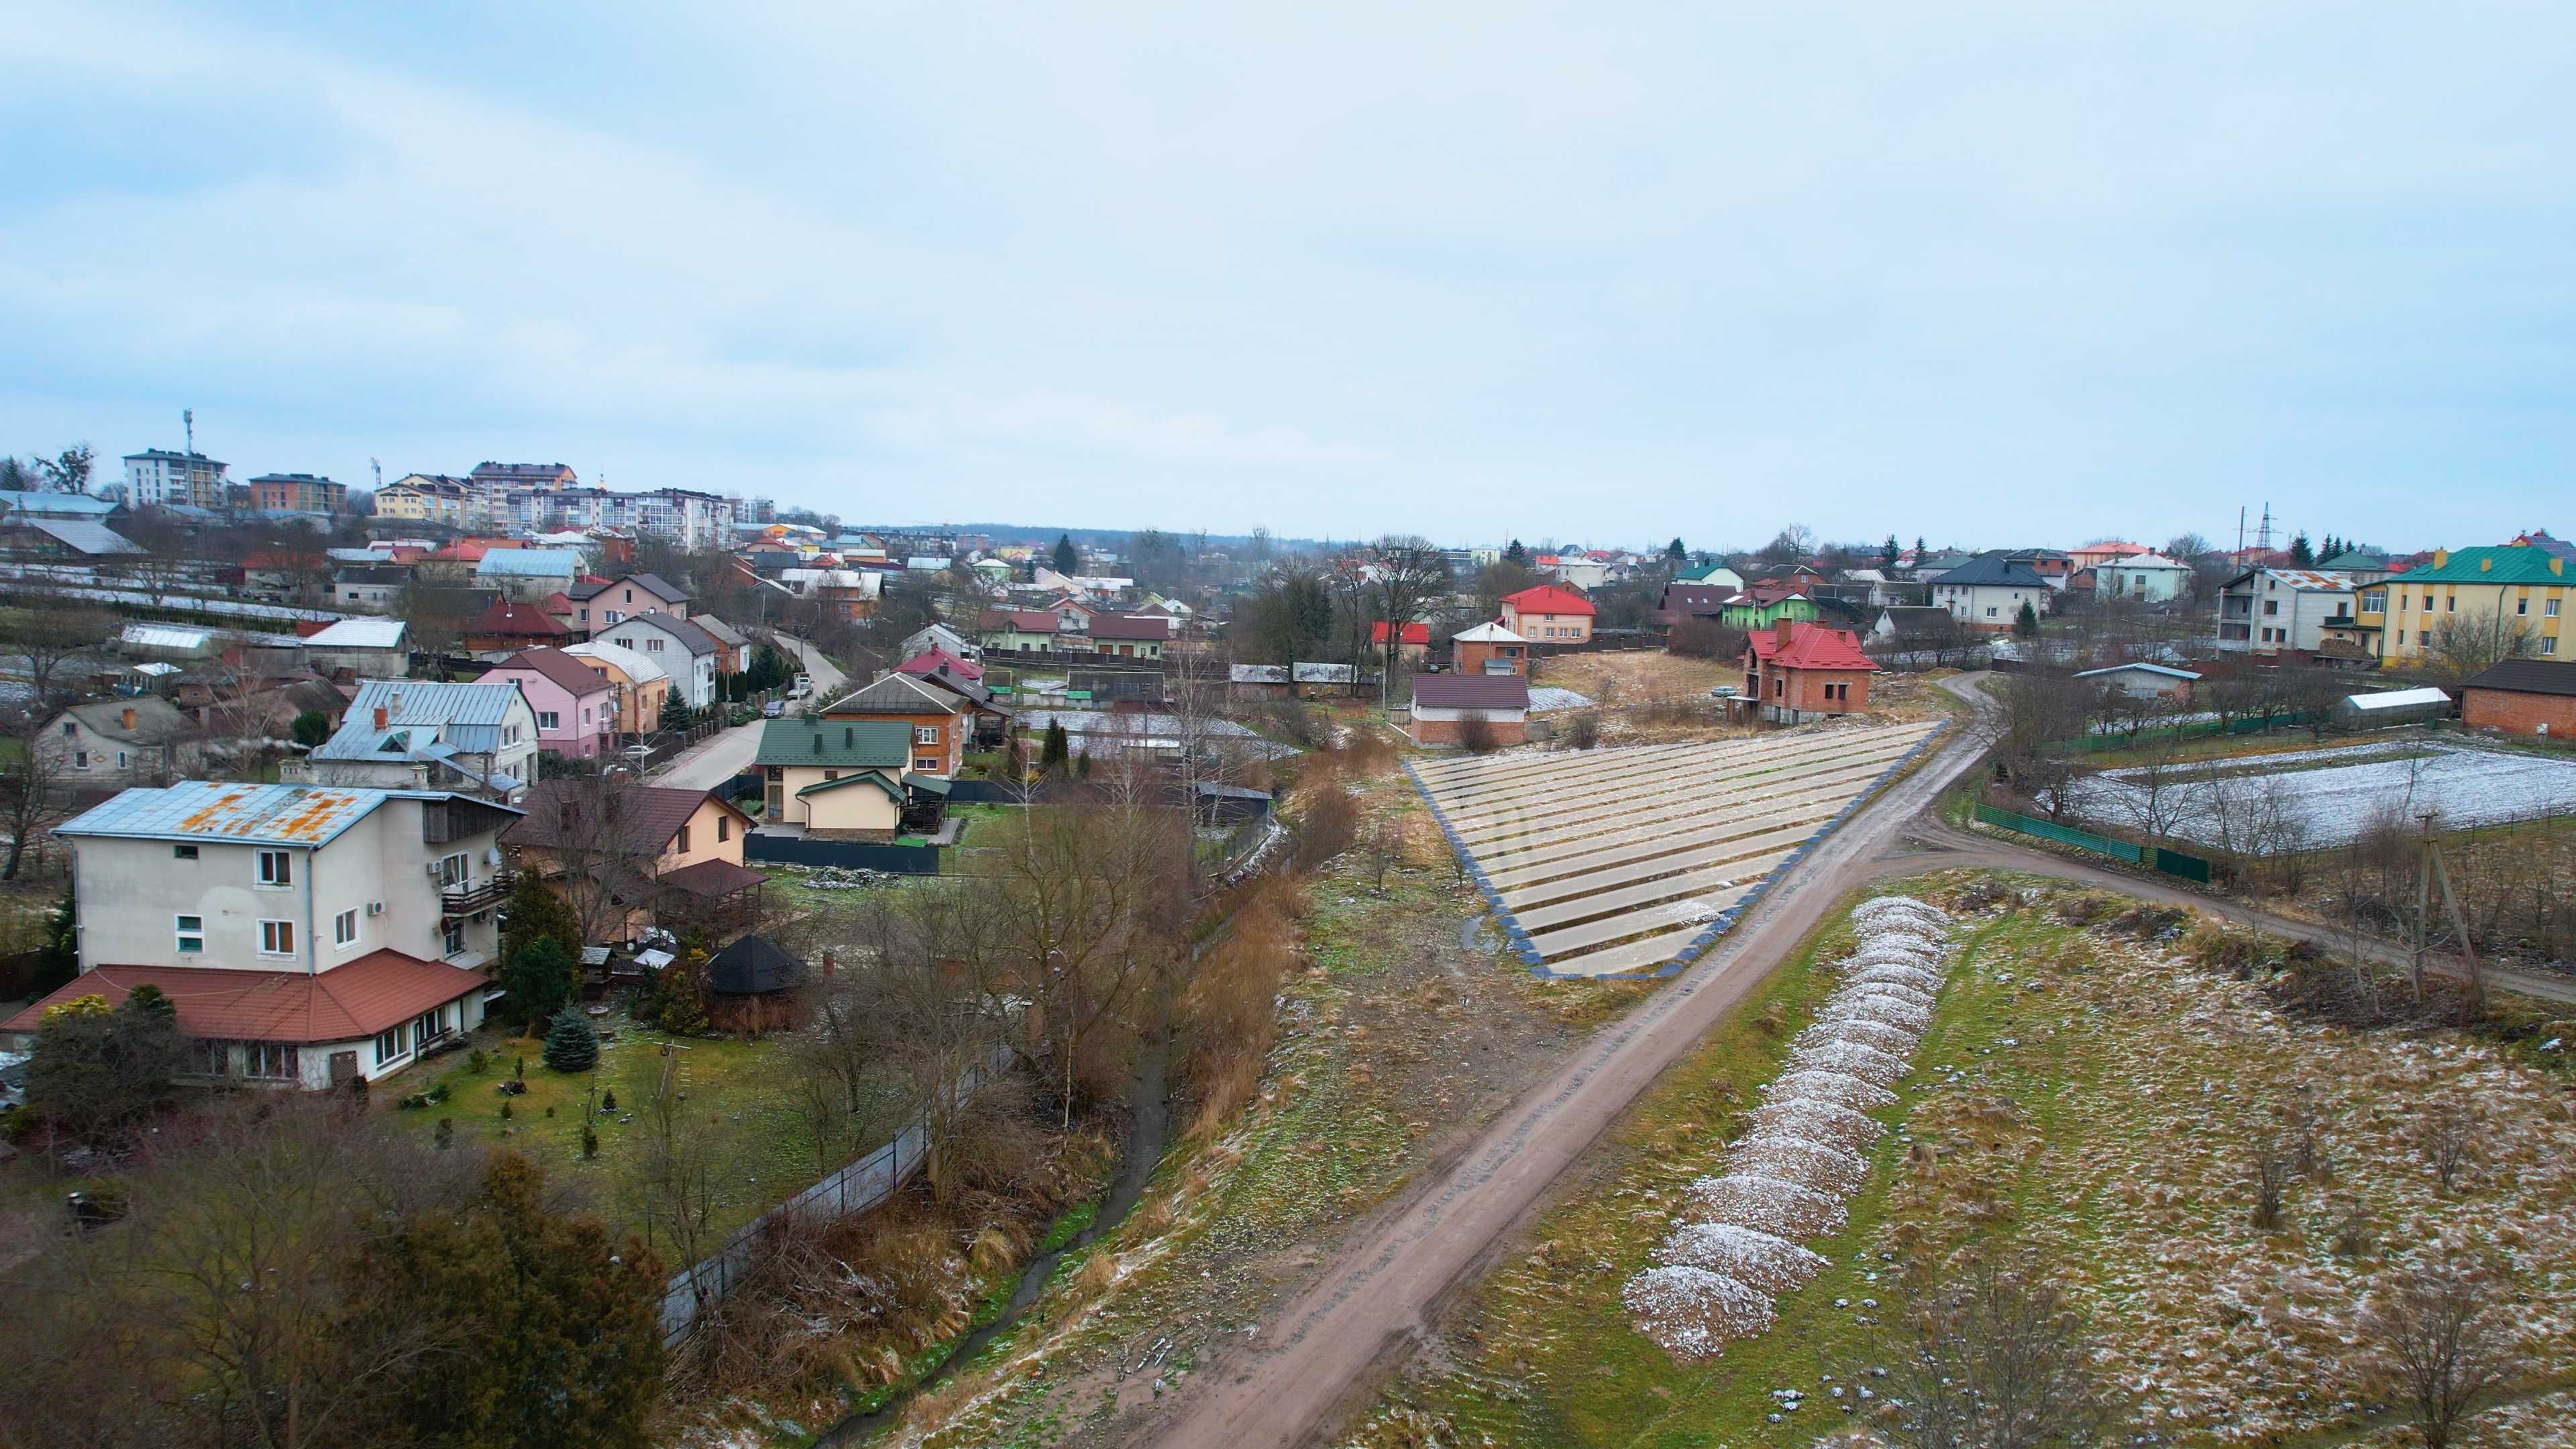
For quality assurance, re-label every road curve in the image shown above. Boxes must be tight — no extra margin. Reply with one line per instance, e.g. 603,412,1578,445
1146,708,1996,1449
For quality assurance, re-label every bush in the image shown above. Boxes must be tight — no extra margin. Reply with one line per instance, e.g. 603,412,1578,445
1289,786,1360,873
1454,711,1499,755
1566,711,1601,749
541,1008,598,1073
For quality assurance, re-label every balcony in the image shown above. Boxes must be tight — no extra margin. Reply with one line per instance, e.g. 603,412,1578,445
440,869,517,920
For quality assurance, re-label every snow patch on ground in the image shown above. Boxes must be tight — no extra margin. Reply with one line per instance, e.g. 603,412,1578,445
2067,735,2576,849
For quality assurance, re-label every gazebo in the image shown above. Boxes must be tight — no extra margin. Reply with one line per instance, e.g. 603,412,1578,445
704,934,808,1034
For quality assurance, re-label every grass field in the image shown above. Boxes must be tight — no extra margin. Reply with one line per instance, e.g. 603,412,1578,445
1350,873,2576,1449
386,1006,826,1249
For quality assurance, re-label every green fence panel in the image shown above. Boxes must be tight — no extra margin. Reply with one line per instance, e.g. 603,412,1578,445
1973,804,2144,862
2153,847,2212,882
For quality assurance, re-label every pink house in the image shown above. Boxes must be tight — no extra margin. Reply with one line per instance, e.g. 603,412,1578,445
474,647,617,760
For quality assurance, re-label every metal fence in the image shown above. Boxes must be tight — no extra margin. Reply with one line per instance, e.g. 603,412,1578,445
2065,710,2318,754
743,832,943,873
1973,803,2216,883
659,1040,1016,1344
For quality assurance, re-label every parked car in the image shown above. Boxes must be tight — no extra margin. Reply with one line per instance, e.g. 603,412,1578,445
763,699,786,718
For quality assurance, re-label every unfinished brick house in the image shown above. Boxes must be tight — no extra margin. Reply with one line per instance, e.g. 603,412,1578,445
1741,616,1878,724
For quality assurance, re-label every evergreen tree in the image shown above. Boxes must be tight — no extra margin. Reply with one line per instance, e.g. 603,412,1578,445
640,950,709,1036
1040,718,1070,774
25,989,188,1147
1913,535,1927,561
1504,538,1529,566
499,873,582,983
2288,533,2315,568
542,1007,598,1073
290,710,333,747
1051,533,1078,575
2013,599,2041,639
1881,533,1900,570
1666,538,1687,565
354,1152,664,1447
497,936,575,1036
32,885,76,996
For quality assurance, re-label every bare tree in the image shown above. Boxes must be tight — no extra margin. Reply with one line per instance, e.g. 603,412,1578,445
1,592,117,708
0,714,62,881
837,887,1021,1201
1367,535,1452,700
2426,608,2538,686
1874,1255,2126,1448
631,1051,728,1271
2357,1262,2526,1449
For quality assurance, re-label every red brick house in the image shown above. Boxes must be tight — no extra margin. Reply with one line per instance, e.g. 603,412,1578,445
1450,621,1529,676
2461,659,2576,738
1407,673,1529,747
1742,618,1878,724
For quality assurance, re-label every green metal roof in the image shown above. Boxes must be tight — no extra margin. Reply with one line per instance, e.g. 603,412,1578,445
2384,545,2573,586
755,718,910,769
793,769,905,803
902,772,953,796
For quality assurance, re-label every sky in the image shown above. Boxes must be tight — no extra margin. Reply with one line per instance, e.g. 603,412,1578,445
3,1,2572,553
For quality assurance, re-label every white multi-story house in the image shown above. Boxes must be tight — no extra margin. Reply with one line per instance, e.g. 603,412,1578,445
2216,568,2357,655
123,449,229,509
601,611,722,709
291,680,539,801
3,781,523,1088
2096,552,2194,604
539,487,737,550
1930,551,2055,633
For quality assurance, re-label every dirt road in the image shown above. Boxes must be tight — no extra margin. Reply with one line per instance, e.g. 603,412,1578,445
1146,708,1996,1449
1144,677,2573,1449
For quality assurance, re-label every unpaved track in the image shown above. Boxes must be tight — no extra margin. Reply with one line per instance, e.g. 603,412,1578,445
1146,701,1994,1449
1144,678,2574,1449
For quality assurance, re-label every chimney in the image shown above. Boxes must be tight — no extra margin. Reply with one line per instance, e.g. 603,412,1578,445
1774,615,1796,648
121,706,136,731
373,705,389,730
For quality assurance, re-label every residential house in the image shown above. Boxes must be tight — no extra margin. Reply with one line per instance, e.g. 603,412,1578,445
1499,584,1596,643
704,935,807,1032
1,782,524,1087
247,473,346,513
1088,612,1173,660
300,617,409,679
1542,555,1610,590
898,647,983,685
2319,549,2393,585
0,489,127,525
1451,621,1529,676
1931,553,2053,632
503,777,763,941
372,474,473,525
1741,619,1878,724
1870,605,1957,644
2374,544,2573,665
1407,673,1530,747
1998,548,2075,589
978,608,1065,653
756,718,916,838
462,600,577,656
1371,621,1432,667
1674,561,1747,591
601,611,722,710
2073,663,2200,700
333,564,413,611
2216,568,2357,656
2068,541,2150,571
821,671,990,776
561,641,670,734
900,621,980,661
1911,549,1979,581
38,697,199,787
2459,658,2576,737
474,648,617,760
294,680,538,801
573,572,691,626
178,672,347,741
123,448,229,509
474,548,582,602
695,614,753,674
2095,552,2192,604
777,568,880,621
1717,584,1829,633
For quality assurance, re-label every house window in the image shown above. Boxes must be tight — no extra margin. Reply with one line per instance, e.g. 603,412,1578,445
437,851,469,888
176,914,205,953
374,1023,408,1065
173,845,198,860
2518,598,2530,614
2545,637,2560,656
2418,630,2430,646
2422,595,2433,610
2263,600,2279,616
2551,599,2564,616
914,726,939,745
443,922,466,956
716,816,729,843
1984,606,1997,618
334,908,359,948
914,756,940,771
258,919,296,957
197,1039,232,1076
116,750,127,769
245,1043,299,1081
2362,591,2386,612
537,710,559,730
413,1007,443,1049
256,849,292,888
2447,596,2456,612
676,824,692,854
58,722,73,737
72,751,87,769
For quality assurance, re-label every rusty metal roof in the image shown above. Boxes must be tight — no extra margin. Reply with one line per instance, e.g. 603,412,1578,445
56,780,402,847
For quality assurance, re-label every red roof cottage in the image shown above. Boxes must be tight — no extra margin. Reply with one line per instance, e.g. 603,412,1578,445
1372,620,1432,666
1742,617,1878,724
1500,584,1596,643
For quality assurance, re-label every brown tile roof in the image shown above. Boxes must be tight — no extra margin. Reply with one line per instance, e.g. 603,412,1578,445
482,647,611,698
468,600,571,637
2461,658,2576,698
660,858,767,898
1413,674,1531,710
504,779,737,854
1088,612,1174,641
1,954,486,1044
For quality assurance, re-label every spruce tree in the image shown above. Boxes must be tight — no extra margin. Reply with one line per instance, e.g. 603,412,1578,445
541,1007,598,1073
1881,533,1900,570
1041,718,1070,774
498,937,575,1036
1052,533,1078,575
2013,600,2041,639
499,871,580,969
1504,539,1529,565
32,885,76,996
2289,533,2315,568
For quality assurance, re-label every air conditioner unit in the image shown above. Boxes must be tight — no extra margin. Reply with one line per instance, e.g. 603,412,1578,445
366,902,385,917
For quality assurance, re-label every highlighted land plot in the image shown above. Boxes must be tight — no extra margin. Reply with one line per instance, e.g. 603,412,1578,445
1407,721,1945,978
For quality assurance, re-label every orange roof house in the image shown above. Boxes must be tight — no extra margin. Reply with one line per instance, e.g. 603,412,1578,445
1499,584,1596,644
1741,618,1878,724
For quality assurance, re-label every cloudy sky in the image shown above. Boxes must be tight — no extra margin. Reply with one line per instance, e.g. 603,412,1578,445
5,1,2571,552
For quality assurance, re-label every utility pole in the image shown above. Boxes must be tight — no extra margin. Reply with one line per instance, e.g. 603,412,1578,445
2412,810,2434,1002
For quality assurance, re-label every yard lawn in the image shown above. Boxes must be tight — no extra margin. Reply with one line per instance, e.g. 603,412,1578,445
386,1006,828,1249
1534,649,1736,703
1347,873,2576,1449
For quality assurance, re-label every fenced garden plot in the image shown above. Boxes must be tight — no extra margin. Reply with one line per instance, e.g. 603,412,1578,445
2065,736,2576,851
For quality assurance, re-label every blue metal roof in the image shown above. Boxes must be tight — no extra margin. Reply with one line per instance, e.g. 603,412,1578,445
312,680,527,761
0,490,119,518
474,548,580,578
57,781,396,847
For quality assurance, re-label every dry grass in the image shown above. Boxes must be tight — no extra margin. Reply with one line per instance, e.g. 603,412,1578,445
1533,649,1736,701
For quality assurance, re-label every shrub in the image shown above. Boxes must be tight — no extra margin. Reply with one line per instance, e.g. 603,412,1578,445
1566,710,1601,749
1454,711,1499,755
541,1008,599,1074
1289,786,1360,873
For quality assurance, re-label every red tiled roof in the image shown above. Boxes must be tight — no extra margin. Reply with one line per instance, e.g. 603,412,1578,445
1089,612,1174,641
1,954,486,1044
898,648,983,681
535,591,577,614
1501,584,1596,616
468,601,570,637
1747,623,1878,671
1371,621,1431,646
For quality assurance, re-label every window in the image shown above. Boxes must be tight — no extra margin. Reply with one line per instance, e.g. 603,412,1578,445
173,845,198,860
72,751,87,769
198,1039,232,1076
414,1007,443,1047
443,922,466,956
436,851,469,888
2418,630,2430,646
116,750,128,769
259,919,296,957
2551,599,2563,616
647,637,664,652
1984,606,1997,618
374,1022,408,1065
537,710,559,730
2362,591,2386,613
256,849,292,887
58,722,74,737
2447,596,2457,612
716,816,729,843
2263,600,2279,616
333,908,359,948
176,914,205,953
676,824,692,854
2423,595,2434,610
245,1043,299,1081
2518,598,2530,614
914,725,939,745
915,756,940,771
2545,637,2560,656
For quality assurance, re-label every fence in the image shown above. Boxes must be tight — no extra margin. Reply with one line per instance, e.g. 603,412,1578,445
743,832,943,873
659,1040,1016,1344
2065,710,2318,754
1972,803,2215,883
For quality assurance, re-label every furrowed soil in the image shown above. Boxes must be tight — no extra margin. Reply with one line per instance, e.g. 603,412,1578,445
873,733,1648,1447
1340,872,2576,1449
